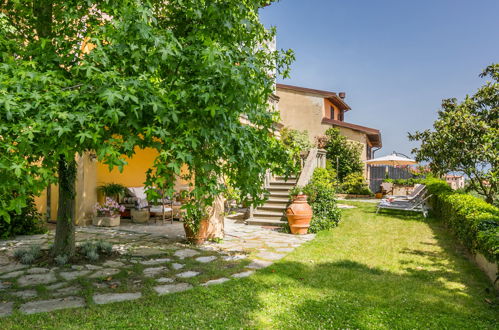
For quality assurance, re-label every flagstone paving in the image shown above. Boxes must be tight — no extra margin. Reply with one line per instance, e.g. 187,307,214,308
93,292,142,305
0,216,314,317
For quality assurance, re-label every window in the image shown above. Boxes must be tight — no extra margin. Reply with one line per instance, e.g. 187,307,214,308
339,110,344,121
329,106,334,119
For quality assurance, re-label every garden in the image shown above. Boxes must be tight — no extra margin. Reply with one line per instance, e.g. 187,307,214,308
1,200,497,328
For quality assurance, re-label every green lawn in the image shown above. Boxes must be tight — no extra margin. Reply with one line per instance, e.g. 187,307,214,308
3,202,498,329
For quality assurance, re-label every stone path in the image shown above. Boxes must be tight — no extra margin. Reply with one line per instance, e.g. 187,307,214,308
0,216,314,317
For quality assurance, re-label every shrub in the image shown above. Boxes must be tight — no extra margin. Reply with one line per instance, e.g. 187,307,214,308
280,127,313,171
14,245,41,265
383,178,425,186
322,128,364,181
54,254,69,266
280,127,313,154
0,196,46,239
97,183,127,202
424,178,499,263
79,240,114,262
302,168,341,233
340,173,372,195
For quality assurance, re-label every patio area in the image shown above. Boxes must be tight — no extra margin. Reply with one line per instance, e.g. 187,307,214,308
0,216,314,317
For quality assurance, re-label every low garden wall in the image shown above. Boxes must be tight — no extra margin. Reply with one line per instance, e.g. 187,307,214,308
425,178,499,289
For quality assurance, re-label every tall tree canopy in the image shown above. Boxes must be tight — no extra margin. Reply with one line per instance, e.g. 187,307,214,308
322,128,364,182
409,64,499,204
0,0,294,256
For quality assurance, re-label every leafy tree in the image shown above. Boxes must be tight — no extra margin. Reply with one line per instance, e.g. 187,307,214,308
280,127,313,171
0,0,294,256
322,128,364,181
409,64,498,204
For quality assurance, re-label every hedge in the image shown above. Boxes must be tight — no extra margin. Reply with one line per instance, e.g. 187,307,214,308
425,178,499,263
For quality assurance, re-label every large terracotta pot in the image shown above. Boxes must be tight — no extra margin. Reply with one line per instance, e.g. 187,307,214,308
286,194,312,235
183,219,209,245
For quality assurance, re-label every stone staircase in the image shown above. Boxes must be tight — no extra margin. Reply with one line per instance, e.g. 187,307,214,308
245,176,297,227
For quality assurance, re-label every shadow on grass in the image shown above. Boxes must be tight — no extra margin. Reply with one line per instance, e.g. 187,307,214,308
267,258,497,329
5,256,497,329
2,203,497,328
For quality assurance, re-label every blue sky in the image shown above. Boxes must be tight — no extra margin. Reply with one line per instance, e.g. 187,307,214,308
260,0,499,157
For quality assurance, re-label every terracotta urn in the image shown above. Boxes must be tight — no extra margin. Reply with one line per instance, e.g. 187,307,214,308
286,194,312,235
183,219,209,245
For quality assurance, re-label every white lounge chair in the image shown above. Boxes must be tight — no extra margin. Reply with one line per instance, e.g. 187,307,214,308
377,191,432,217
383,184,426,202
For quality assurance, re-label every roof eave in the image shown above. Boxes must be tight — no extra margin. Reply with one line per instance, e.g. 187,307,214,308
277,83,351,111
321,118,382,148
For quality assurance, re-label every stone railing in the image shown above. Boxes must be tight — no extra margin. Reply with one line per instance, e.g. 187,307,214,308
296,148,327,189
263,169,274,189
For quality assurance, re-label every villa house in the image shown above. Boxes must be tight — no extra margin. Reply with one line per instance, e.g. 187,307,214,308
34,84,381,225
444,174,465,190
276,84,382,177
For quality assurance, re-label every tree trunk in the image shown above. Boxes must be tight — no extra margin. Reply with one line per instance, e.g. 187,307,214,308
34,0,53,39
205,194,225,240
52,155,77,257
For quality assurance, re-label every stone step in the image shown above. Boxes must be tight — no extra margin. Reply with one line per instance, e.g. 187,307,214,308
258,204,287,212
253,210,285,219
246,218,287,226
268,186,293,193
272,178,297,184
269,181,295,188
266,192,290,198
274,176,297,181
266,197,290,203
262,201,289,209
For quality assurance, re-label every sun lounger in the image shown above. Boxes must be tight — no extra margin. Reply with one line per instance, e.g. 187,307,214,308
377,192,432,217
383,184,426,202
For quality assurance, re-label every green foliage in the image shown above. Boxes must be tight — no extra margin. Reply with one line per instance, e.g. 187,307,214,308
54,254,69,266
14,245,41,265
340,173,372,195
0,1,295,246
280,127,313,173
424,178,499,263
302,168,341,233
80,240,114,261
383,178,426,186
97,183,127,201
409,64,499,204
322,128,364,181
281,128,312,153
0,196,46,239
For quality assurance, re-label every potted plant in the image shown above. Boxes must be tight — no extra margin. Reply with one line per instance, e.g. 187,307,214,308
93,197,125,227
97,183,127,203
182,203,209,245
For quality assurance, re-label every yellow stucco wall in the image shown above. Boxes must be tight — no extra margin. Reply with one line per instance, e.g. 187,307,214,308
96,147,190,199
34,148,190,225
96,147,159,188
33,153,96,223
34,184,58,221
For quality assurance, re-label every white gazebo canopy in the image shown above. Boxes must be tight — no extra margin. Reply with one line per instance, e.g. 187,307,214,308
364,152,417,166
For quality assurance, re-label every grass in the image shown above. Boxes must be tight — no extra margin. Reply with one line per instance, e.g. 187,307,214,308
2,202,498,328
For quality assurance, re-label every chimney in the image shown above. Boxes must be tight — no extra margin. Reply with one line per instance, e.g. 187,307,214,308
339,92,346,99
